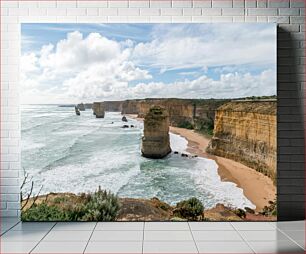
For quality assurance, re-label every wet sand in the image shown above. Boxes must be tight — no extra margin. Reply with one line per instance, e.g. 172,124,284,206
126,114,276,212
170,126,276,212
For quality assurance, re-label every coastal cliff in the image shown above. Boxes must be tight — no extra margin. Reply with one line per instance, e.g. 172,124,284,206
122,98,227,133
207,100,277,181
141,106,171,158
75,99,226,133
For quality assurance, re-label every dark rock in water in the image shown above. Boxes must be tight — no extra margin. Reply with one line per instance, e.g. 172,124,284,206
75,106,80,116
245,207,255,214
192,155,198,158
181,153,188,157
130,125,134,128
111,122,114,124
122,125,129,128
77,103,85,111
174,151,179,154
122,116,128,122
141,106,171,159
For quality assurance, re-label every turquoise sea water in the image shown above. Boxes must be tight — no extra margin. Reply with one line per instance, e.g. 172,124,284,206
21,105,255,209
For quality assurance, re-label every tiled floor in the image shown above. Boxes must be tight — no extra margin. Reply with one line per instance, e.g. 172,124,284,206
0,218,304,253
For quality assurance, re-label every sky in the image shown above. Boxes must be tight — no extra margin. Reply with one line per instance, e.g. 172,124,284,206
21,23,277,104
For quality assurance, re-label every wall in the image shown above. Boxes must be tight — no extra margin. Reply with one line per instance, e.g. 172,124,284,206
0,0,304,220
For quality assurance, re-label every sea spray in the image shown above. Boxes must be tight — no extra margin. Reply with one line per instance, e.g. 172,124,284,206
22,106,255,210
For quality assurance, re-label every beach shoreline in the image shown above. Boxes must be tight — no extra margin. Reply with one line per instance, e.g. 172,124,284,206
170,126,276,212
126,114,276,212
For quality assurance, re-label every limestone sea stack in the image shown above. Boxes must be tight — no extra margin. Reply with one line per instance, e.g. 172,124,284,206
141,106,171,159
77,103,86,111
92,102,105,118
75,106,80,116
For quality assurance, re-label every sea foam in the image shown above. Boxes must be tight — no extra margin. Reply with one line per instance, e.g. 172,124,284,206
22,108,255,210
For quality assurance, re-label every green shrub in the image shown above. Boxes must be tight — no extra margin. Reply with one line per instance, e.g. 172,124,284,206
260,199,277,216
174,197,204,221
21,203,70,221
21,188,121,222
81,189,121,221
178,121,194,130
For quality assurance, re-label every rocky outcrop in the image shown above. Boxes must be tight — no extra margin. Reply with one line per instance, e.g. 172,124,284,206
122,116,127,122
92,102,105,118
77,103,85,111
75,106,80,116
141,106,171,159
207,100,277,181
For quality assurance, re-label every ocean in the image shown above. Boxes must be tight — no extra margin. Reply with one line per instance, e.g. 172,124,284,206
21,104,255,209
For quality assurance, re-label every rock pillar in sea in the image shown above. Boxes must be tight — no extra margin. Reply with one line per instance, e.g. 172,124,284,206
77,103,86,111
92,102,105,118
141,106,171,159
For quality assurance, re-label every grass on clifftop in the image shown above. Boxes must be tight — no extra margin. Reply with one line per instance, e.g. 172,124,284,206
21,188,120,222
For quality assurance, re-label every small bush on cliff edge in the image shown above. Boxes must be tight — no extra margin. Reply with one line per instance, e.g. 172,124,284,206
21,188,120,221
21,203,70,221
81,188,121,221
174,197,204,221
178,121,194,130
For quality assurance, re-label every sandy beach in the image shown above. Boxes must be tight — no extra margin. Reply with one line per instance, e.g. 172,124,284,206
127,114,276,212
170,126,276,212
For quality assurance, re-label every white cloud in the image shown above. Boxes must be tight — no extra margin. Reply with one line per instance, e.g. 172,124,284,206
21,31,152,104
132,24,276,72
38,31,122,73
124,69,276,100
21,25,276,104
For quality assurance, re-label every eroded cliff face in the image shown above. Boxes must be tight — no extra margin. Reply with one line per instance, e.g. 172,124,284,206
137,99,194,126
207,101,277,181
121,99,227,131
141,106,171,159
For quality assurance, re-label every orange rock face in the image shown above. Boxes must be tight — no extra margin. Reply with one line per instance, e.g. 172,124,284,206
207,100,277,182
141,106,171,159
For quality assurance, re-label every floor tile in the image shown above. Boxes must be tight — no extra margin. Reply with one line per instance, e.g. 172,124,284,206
96,222,144,231
90,230,143,241
145,222,190,230
144,230,193,241
231,222,275,230
32,241,87,253
197,241,253,253
1,230,47,242
249,240,305,253
143,241,198,253
239,230,290,241
193,230,243,241
276,221,305,231
144,222,190,231
282,230,305,249
42,230,92,242
1,221,21,234
52,222,96,231
189,222,234,231
11,222,55,231
85,241,142,253
0,241,37,253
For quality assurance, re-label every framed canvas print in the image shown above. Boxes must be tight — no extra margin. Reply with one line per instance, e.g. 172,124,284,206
21,23,277,221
